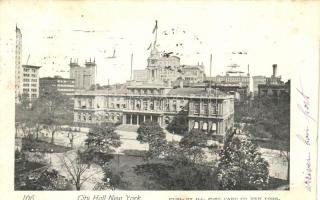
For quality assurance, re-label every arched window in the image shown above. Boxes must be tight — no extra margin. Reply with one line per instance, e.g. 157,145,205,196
202,122,208,130
211,123,217,134
194,121,199,129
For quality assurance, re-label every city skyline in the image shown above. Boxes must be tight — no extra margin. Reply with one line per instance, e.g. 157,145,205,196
1,1,318,85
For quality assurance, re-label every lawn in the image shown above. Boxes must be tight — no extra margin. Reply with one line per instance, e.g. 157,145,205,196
21,138,72,153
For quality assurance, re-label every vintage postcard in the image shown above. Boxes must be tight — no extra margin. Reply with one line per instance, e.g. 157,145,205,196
0,1,319,200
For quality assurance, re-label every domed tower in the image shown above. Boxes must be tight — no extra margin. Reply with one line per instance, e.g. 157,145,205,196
147,47,161,81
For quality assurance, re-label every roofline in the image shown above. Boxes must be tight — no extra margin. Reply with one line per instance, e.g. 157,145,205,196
22,65,41,69
74,92,234,100
40,77,75,81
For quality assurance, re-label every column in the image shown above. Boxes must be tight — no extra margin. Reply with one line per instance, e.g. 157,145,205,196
130,114,133,125
150,115,153,122
143,115,146,122
137,115,139,125
122,114,126,124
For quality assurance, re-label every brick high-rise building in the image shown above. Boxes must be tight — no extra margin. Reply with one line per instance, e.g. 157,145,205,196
21,65,41,100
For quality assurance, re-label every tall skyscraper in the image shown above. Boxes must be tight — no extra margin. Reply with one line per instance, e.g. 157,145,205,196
15,25,22,103
15,26,41,102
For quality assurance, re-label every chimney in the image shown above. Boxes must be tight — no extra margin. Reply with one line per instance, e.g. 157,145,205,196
272,64,277,77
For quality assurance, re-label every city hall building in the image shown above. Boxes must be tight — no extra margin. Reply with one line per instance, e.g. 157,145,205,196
73,46,235,135
73,83,234,135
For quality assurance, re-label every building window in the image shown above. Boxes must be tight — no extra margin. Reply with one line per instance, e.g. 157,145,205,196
88,99,92,108
211,103,217,115
165,103,169,111
203,103,208,115
173,104,177,112
194,121,199,129
116,104,120,109
143,100,147,110
211,123,217,134
150,103,154,110
202,122,208,131
194,103,200,114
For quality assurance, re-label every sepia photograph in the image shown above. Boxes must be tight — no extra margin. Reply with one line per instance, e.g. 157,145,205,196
0,1,318,199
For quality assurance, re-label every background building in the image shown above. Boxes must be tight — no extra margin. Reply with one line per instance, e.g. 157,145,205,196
21,65,41,100
69,58,96,90
252,75,267,96
181,64,205,83
258,64,290,98
15,25,23,103
40,76,75,96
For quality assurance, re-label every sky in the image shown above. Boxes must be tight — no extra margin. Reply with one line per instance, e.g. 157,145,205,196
1,1,319,85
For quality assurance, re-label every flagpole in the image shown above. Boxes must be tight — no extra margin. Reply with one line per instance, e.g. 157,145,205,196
209,54,212,93
153,20,158,48
130,53,133,81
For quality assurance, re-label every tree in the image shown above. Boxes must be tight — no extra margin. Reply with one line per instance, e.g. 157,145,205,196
166,109,188,135
89,84,103,91
18,93,31,110
137,121,166,160
217,135,269,190
84,123,121,164
61,127,78,149
179,129,208,164
14,150,71,190
59,150,104,190
35,89,73,144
